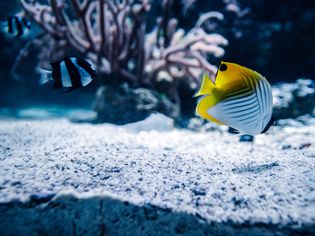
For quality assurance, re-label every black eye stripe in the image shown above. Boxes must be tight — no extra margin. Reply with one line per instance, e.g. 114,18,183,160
220,63,228,71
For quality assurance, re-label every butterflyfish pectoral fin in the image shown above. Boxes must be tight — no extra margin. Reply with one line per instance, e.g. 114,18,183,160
194,73,216,97
195,94,225,125
228,127,240,134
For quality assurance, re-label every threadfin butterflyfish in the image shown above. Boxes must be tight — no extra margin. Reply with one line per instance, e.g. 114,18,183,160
37,57,96,93
194,61,274,135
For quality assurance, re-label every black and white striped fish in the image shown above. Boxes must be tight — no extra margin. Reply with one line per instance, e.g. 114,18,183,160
194,61,274,135
37,57,96,92
0,15,31,37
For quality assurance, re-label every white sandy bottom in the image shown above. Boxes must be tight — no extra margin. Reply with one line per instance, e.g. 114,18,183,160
0,118,314,230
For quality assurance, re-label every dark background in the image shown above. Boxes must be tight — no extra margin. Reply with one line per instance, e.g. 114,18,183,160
0,0,314,109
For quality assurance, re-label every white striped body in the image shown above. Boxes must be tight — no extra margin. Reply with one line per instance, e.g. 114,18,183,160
207,75,273,135
59,58,93,87
38,57,96,92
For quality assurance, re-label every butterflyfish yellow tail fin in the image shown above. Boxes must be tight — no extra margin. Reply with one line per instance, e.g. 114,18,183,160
193,73,215,97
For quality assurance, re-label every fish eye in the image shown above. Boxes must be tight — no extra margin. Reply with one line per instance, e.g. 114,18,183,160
219,63,228,72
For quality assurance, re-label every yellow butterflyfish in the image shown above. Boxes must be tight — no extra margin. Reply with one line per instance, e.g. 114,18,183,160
194,61,274,135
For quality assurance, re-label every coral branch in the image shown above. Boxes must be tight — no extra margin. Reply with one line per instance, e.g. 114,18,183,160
20,0,228,105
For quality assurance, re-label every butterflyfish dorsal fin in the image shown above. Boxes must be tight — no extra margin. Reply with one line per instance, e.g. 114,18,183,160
194,73,215,97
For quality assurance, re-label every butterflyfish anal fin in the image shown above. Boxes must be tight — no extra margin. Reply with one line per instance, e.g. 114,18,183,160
194,73,215,97
196,94,225,125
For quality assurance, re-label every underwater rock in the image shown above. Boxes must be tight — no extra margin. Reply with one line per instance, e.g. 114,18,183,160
239,135,254,142
275,115,315,129
67,110,98,123
185,117,223,132
123,113,174,132
92,84,179,124
272,78,315,119
185,118,206,131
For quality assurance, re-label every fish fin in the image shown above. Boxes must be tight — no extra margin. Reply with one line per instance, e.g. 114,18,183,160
228,127,240,134
36,68,52,85
80,76,93,87
195,94,225,125
260,116,275,134
194,73,215,97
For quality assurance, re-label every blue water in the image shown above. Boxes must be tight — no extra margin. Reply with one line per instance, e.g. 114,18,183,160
0,106,95,121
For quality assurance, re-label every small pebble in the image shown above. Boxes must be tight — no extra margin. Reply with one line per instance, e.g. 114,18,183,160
299,143,311,149
281,144,292,150
192,188,207,196
239,135,254,142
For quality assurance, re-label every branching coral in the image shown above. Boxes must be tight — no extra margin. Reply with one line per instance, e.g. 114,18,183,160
20,0,228,104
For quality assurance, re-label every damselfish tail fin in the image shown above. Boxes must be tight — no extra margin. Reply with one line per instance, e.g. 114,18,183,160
36,68,52,85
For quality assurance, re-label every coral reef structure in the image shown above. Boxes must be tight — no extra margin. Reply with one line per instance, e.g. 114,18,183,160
20,0,228,104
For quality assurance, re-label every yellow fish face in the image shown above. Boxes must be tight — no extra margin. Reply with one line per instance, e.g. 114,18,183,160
215,61,258,88
194,61,274,135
